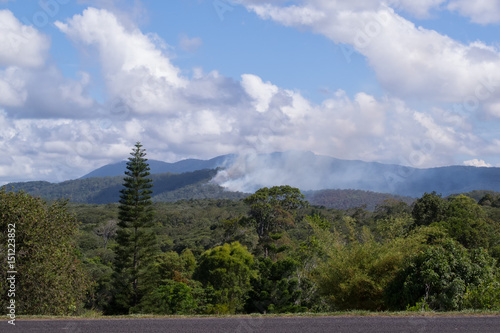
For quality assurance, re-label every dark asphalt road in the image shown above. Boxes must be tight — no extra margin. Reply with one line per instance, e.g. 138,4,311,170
2,316,500,333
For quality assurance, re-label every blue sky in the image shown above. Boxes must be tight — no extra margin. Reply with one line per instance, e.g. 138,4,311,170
1,0,500,185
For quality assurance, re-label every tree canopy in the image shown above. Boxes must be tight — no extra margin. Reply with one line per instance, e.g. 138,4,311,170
0,190,91,315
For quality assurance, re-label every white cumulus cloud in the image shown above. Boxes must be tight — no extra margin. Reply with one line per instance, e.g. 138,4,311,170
237,1,500,114
241,74,279,113
56,7,187,114
0,10,49,68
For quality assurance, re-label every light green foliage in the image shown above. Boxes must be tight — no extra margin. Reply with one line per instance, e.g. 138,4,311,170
310,219,416,310
373,199,414,240
135,280,198,315
375,215,414,240
0,190,91,315
148,249,197,285
194,242,257,313
463,279,500,310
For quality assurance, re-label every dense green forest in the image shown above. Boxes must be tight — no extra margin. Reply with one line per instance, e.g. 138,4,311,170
2,187,500,315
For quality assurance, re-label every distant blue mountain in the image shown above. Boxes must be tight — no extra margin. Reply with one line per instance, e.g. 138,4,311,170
80,154,236,179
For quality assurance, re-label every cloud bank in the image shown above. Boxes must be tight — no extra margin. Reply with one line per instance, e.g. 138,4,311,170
0,3,500,187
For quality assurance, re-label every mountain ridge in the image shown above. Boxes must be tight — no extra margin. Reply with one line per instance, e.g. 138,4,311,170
80,154,236,179
4,151,500,203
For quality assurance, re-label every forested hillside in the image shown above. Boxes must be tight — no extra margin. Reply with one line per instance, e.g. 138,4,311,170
304,189,415,211
5,170,417,210
5,169,247,204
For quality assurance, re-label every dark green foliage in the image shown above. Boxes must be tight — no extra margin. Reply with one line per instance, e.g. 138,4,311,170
246,258,306,313
436,195,492,249
68,203,119,231
218,216,259,253
244,186,308,258
109,142,159,314
411,192,448,227
84,256,114,311
155,199,250,254
306,189,414,211
385,239,497,311
151,172,248,202
374,199,412,220
0,190,91,315
118,142,154,227
4,178,122,204
479,193,495,206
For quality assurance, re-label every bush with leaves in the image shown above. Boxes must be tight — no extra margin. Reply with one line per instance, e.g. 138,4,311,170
137,280,197,315
194,242,257,313
385,239,498,311
436,195,493,249
309,215,419,311
411,192,448,227
462,278,500,310
0,190,91,315
246,257,306,313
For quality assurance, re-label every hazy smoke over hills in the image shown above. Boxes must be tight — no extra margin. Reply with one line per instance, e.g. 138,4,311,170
213,151,396,193
212,151,500,197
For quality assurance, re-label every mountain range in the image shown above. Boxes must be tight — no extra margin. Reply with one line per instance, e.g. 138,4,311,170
80,154,236,179
3,151,500,207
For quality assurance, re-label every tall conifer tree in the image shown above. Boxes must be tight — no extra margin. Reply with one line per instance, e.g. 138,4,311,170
110,142,158,313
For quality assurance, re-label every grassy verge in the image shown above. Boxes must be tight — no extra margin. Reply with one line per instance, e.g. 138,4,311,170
17,309,500,320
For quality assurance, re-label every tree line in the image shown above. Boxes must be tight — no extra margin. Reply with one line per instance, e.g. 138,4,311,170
1,143,499,315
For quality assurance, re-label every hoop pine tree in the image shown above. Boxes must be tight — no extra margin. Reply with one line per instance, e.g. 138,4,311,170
109,142,159,314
